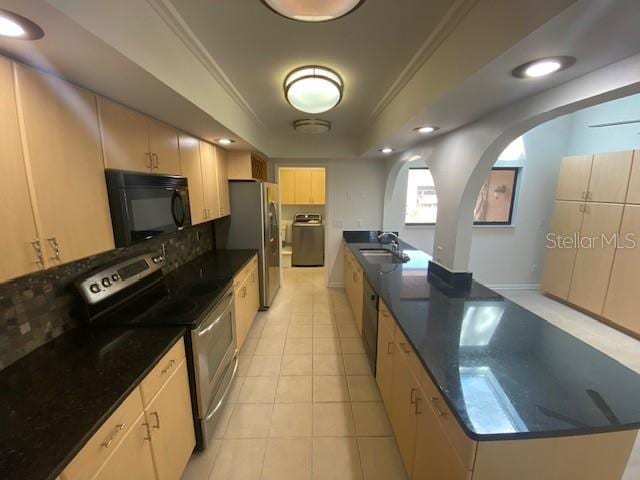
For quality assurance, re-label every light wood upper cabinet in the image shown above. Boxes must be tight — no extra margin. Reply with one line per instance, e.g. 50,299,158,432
541,201,584,299
199,141,221,221
92,413,156,480
179,134,206,225
215,146,231,217
98,97,152,172
568,202,623,314
311,168,326,204
145,361,195,480
294,169,312,204
0,57,40,282
148,119,180,175
99,97,180,175
603,205,640,333
624,151,640,204
555,155,592,201
228,151,268,181
588,151,632,203
15,63,114,267
279,169,296,204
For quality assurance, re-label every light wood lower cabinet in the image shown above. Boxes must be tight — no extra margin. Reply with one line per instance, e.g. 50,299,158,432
567,202,623,314
343,244,364,333
92,413,156,480
234,256,260,350
15,63,114,268
376,304,395,409
144,360,194,480
61,338,194,480
0,57,40,283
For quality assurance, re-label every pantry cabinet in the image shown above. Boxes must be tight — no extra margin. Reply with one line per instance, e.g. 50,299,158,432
588,151,632,203
61,338,194,480
233,255,260,350
555,155,593,201
0,57,40,282
15,63,114,268
280,167,326,205
215,146,231,217
625,152,640,204
98,97,180,175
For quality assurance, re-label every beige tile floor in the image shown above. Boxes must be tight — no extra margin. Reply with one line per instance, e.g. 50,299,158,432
498,289,640,480
182,267,408,480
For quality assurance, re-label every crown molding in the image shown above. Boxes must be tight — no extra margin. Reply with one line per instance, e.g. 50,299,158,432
364,0,479,129
146,0,265,127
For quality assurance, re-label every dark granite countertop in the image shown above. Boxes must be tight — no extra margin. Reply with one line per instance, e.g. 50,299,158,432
0,248,257,480
343,231,640,441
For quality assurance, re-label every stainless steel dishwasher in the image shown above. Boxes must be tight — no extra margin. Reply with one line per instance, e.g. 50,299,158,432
362,277,379,375
292,213,325,266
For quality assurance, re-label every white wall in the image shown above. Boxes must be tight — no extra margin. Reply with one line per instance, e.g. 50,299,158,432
272,158,386,286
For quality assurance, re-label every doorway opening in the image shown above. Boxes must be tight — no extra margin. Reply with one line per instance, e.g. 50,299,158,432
278,167,327,269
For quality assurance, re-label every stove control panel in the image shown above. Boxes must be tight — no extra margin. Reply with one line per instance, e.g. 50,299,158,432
75,252,165,304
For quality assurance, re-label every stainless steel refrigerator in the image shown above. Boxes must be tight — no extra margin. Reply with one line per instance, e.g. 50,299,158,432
215,181,280,309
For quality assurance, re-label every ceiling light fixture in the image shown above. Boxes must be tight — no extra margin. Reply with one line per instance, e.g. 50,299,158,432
216,138,235,145
293,118,332,134
284,66,343,114
512,56,575,79
379,147,394,154
414,126,439,134
260,0,366,22
0,9,44,40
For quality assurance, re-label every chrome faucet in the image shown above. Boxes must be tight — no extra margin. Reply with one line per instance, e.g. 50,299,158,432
378,231,410,263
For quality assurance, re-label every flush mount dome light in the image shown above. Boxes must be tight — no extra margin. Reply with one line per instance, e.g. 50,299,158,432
0,9,44,40
379,147,394,154
284,66,343,114
261,0,366,22
414,125,440,134
512,56,575,79
216,138,235,145
293,118,332,134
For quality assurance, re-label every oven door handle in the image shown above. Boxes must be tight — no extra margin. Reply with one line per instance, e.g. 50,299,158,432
195,292,233,337
204,352,239,421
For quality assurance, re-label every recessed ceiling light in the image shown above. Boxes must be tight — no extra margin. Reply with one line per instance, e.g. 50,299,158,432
414,126,439,134
512,56,575,79
407,155,422,162
293,118,332,134
216,138,235,145
284,66,343,114
0,9,44,40
379,147,394,154
260,0,366,22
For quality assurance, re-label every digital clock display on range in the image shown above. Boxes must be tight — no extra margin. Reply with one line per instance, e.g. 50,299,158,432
117,260,149,281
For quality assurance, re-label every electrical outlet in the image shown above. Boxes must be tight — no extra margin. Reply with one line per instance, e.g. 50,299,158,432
357,219,362,227
531,264,537,273
333,220,343,227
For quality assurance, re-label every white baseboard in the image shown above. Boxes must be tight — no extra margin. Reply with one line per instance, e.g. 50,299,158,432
486,283,541,291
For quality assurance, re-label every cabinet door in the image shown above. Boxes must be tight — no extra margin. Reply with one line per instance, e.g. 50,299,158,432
352,265,364,333
215,146,231,217
389,345,419,472
603,205,640,334
179,134,206,224
588,151,632,203
92,414,156,480
555,155,592,201
280,169,296,205
624,151,640,204
248,264,260,316
412,388,471,480
146,361,195,480
568,203,623,314
149,118,180,174
199,141,221,221
234,279,250,351
98,97,151,172
0,58,41,282
376,313,395,411
15,64,114,266
311,169,326,204
294,169,312,204
541,201,584,299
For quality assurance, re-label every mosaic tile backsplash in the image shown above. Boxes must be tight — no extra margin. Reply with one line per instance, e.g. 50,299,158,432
0,222,215,370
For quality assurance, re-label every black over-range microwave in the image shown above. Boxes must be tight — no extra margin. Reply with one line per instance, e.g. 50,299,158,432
105,169,191,247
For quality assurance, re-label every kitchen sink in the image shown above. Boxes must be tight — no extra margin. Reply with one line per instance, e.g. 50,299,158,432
359,248,405,264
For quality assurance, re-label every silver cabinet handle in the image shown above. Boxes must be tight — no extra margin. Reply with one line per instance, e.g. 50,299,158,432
31,240,44,268
145,152,153,169
430,397,447,417
161,359,176,375
152,153,159,169
241,286,247,298
586,191,592,200
581,191,587,200
399,342,411,354
415,397,423,415
150,411,161,429
101,423,125,448
387,341,394,354
47,237,60,261
410,387,418,405
142,421,152,440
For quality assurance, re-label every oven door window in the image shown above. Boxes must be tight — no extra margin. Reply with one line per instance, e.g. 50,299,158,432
125,187,188,242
